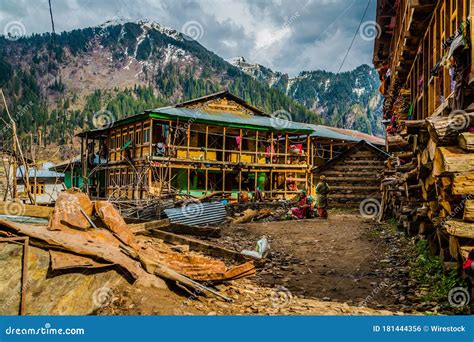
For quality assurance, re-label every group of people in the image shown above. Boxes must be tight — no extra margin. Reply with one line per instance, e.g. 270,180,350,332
291,175,330,220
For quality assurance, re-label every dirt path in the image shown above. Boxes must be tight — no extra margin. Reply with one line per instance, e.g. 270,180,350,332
213,210,407,311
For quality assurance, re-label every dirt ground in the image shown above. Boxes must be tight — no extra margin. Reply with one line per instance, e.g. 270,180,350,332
213,210,404,310
99,210,417,315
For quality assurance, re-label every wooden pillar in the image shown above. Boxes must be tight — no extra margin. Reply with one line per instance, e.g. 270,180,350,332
186,123,191,159
255,130,259,164
222,169,226,193
284,133,288,165
149,119,153,157
205,169,208,194
330,143,333,159
239,128,242,162
223,127,226,162
254,170,257,191
187,168,190,195
81,135,87,192
306,135,310,165
205,125,209,160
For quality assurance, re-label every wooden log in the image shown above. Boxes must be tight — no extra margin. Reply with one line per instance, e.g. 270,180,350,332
427,138,437,161
426,113,474,145
452,172,474,195
458,132,474,151
463,199,474,222
448,235,459,260
433,146,474,176
386,134,410,152
444,219,474,238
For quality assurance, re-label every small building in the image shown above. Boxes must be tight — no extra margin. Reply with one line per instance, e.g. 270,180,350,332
313,140,389,207
16,163,65,204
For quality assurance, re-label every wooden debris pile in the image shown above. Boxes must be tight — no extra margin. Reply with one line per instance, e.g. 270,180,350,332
379,112,474,264
0,190,256,305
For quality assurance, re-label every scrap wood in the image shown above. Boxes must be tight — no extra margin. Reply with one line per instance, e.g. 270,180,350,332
0,219,144,281
95,201,137,248
135,252,232,302
233,208,272,224
128,219,171,234
158,224,221,237
50,250,113,270
49,191,94,231
144,228,257,263
198,191,225,201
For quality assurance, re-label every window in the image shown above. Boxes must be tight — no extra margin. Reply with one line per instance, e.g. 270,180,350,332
29,182,45,195
143,128,150,143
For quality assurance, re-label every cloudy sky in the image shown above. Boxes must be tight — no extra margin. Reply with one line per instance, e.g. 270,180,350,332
0,0,377,76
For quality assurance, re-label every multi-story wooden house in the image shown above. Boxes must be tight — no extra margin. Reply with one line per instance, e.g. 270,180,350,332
79,91,319,200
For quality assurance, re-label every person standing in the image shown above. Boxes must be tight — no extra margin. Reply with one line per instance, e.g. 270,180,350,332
315,175,329,219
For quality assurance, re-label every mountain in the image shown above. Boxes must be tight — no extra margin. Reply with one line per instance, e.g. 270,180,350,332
227,57,383,136
0,20,381,153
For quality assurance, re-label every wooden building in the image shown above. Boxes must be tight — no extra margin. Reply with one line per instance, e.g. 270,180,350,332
374,1,474,270
314,140,389,207
79,91,318,200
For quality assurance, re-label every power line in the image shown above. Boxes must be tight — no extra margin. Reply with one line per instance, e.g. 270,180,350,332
337,0,371,73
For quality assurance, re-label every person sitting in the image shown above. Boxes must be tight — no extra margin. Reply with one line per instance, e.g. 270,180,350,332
291,190,311,219
315,175,330,219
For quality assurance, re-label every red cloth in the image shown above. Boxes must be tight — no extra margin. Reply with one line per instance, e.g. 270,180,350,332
317,207,328,218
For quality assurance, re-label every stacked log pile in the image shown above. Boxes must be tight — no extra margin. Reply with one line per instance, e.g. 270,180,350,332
379,112,474,264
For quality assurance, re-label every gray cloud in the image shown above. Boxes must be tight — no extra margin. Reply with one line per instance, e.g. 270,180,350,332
0,0,376,76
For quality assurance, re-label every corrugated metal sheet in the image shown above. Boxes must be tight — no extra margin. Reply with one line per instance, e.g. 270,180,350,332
164,201,227,226
309,125,361,142
151,107,315,133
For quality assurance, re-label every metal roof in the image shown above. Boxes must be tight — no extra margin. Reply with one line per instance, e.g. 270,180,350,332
17,165,65,179
309,125,361,143
149,107,315,133
164,201,227,226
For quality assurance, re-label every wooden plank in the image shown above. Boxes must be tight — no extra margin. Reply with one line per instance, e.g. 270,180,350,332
128,219,171,234
0,201,53,218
